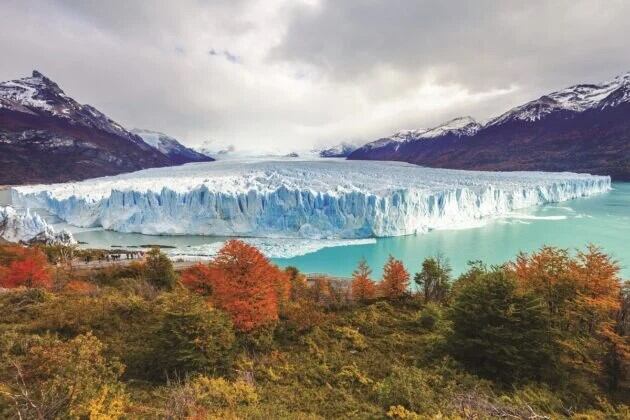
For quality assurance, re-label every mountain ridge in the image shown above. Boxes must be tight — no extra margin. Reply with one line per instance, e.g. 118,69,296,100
0,71,212,185
348,71,630,180
131,128,213,165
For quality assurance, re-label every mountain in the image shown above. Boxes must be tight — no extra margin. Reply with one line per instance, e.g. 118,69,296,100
350,117,481,160
348,73,630,180
131,128,213,165
0,71,209,185
194,140,234,159
317,142,359,158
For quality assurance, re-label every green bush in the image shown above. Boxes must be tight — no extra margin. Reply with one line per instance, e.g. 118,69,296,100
153,289,235,379
448,268,554,385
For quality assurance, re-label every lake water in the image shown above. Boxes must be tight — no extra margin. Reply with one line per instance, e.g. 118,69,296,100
64,182,630,279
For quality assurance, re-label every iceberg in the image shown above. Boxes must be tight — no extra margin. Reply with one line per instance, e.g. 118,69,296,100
11,159,611,239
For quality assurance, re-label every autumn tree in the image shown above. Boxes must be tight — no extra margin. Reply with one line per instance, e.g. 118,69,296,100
205,240,289,332
144,247,176,290
180,263,214,296
380,256,409,299
280,267,328,333
0,246,52,289
414,254,451,304
509,245,625,394
285,266,309,302
351,258,376,302
0,332,127,419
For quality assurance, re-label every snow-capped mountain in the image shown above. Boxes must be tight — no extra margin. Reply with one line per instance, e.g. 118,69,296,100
0,71,140,144
352,117,480,158
488,72,630,126
421,116,481,138
0,71,209,184
349,71,630,180
357,130,426,153
317,142,359,157
131,129,213,165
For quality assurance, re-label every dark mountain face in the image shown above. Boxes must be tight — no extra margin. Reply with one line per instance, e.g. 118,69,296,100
348,73,630,180
0,71,211,185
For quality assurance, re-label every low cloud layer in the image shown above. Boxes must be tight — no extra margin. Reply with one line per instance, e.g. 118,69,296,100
1,0,629,151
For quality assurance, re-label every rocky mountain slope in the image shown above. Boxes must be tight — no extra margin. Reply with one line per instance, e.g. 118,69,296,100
0,71,211,185
348,73,630,180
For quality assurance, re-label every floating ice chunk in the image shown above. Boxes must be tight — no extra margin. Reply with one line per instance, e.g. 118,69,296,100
167,238,377,260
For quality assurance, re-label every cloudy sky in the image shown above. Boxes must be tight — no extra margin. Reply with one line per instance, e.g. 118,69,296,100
2,0,630,152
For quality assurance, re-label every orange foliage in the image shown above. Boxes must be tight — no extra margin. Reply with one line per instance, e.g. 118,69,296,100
0,246,52,289
511,245,621,325
509,245,627,379
205,240,290,332
64,279,96,295
380,256,409,299
351,259,376,302
571,245,621,315
180,263,214,296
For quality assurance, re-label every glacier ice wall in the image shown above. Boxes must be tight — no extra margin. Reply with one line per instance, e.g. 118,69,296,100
11,159,611,239
0,205,75,244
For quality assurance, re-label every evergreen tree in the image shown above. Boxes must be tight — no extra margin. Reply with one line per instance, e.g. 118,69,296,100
155,289,235,378
448,268,553,385
414,254,451,304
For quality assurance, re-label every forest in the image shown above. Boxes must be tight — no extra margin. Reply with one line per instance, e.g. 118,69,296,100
0,240,628,419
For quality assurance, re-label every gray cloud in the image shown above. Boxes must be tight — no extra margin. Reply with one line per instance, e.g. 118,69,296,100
1,0,629,151
274,0,630,93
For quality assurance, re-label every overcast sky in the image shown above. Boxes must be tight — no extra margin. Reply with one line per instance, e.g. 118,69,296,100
2,0,630,152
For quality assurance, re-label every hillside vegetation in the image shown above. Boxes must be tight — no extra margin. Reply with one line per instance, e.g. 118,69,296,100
0,241,628,419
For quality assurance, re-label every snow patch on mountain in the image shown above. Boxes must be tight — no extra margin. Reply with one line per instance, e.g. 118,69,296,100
362,129,426,151
12,159,611,239
356,117,481,154
421,117,482,138
131,128,211,162
317,142,359,157
488,72,630,126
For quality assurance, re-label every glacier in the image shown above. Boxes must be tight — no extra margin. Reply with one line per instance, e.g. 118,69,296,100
0,205,75,244
10,159,611,239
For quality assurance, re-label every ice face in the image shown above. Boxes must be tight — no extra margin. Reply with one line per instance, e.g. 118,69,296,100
11,159,611,239
0,205,75,244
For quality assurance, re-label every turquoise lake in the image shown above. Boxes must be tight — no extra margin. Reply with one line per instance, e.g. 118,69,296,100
68,182,630,279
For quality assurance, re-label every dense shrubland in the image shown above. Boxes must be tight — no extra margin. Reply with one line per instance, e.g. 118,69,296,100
0,240,628,419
